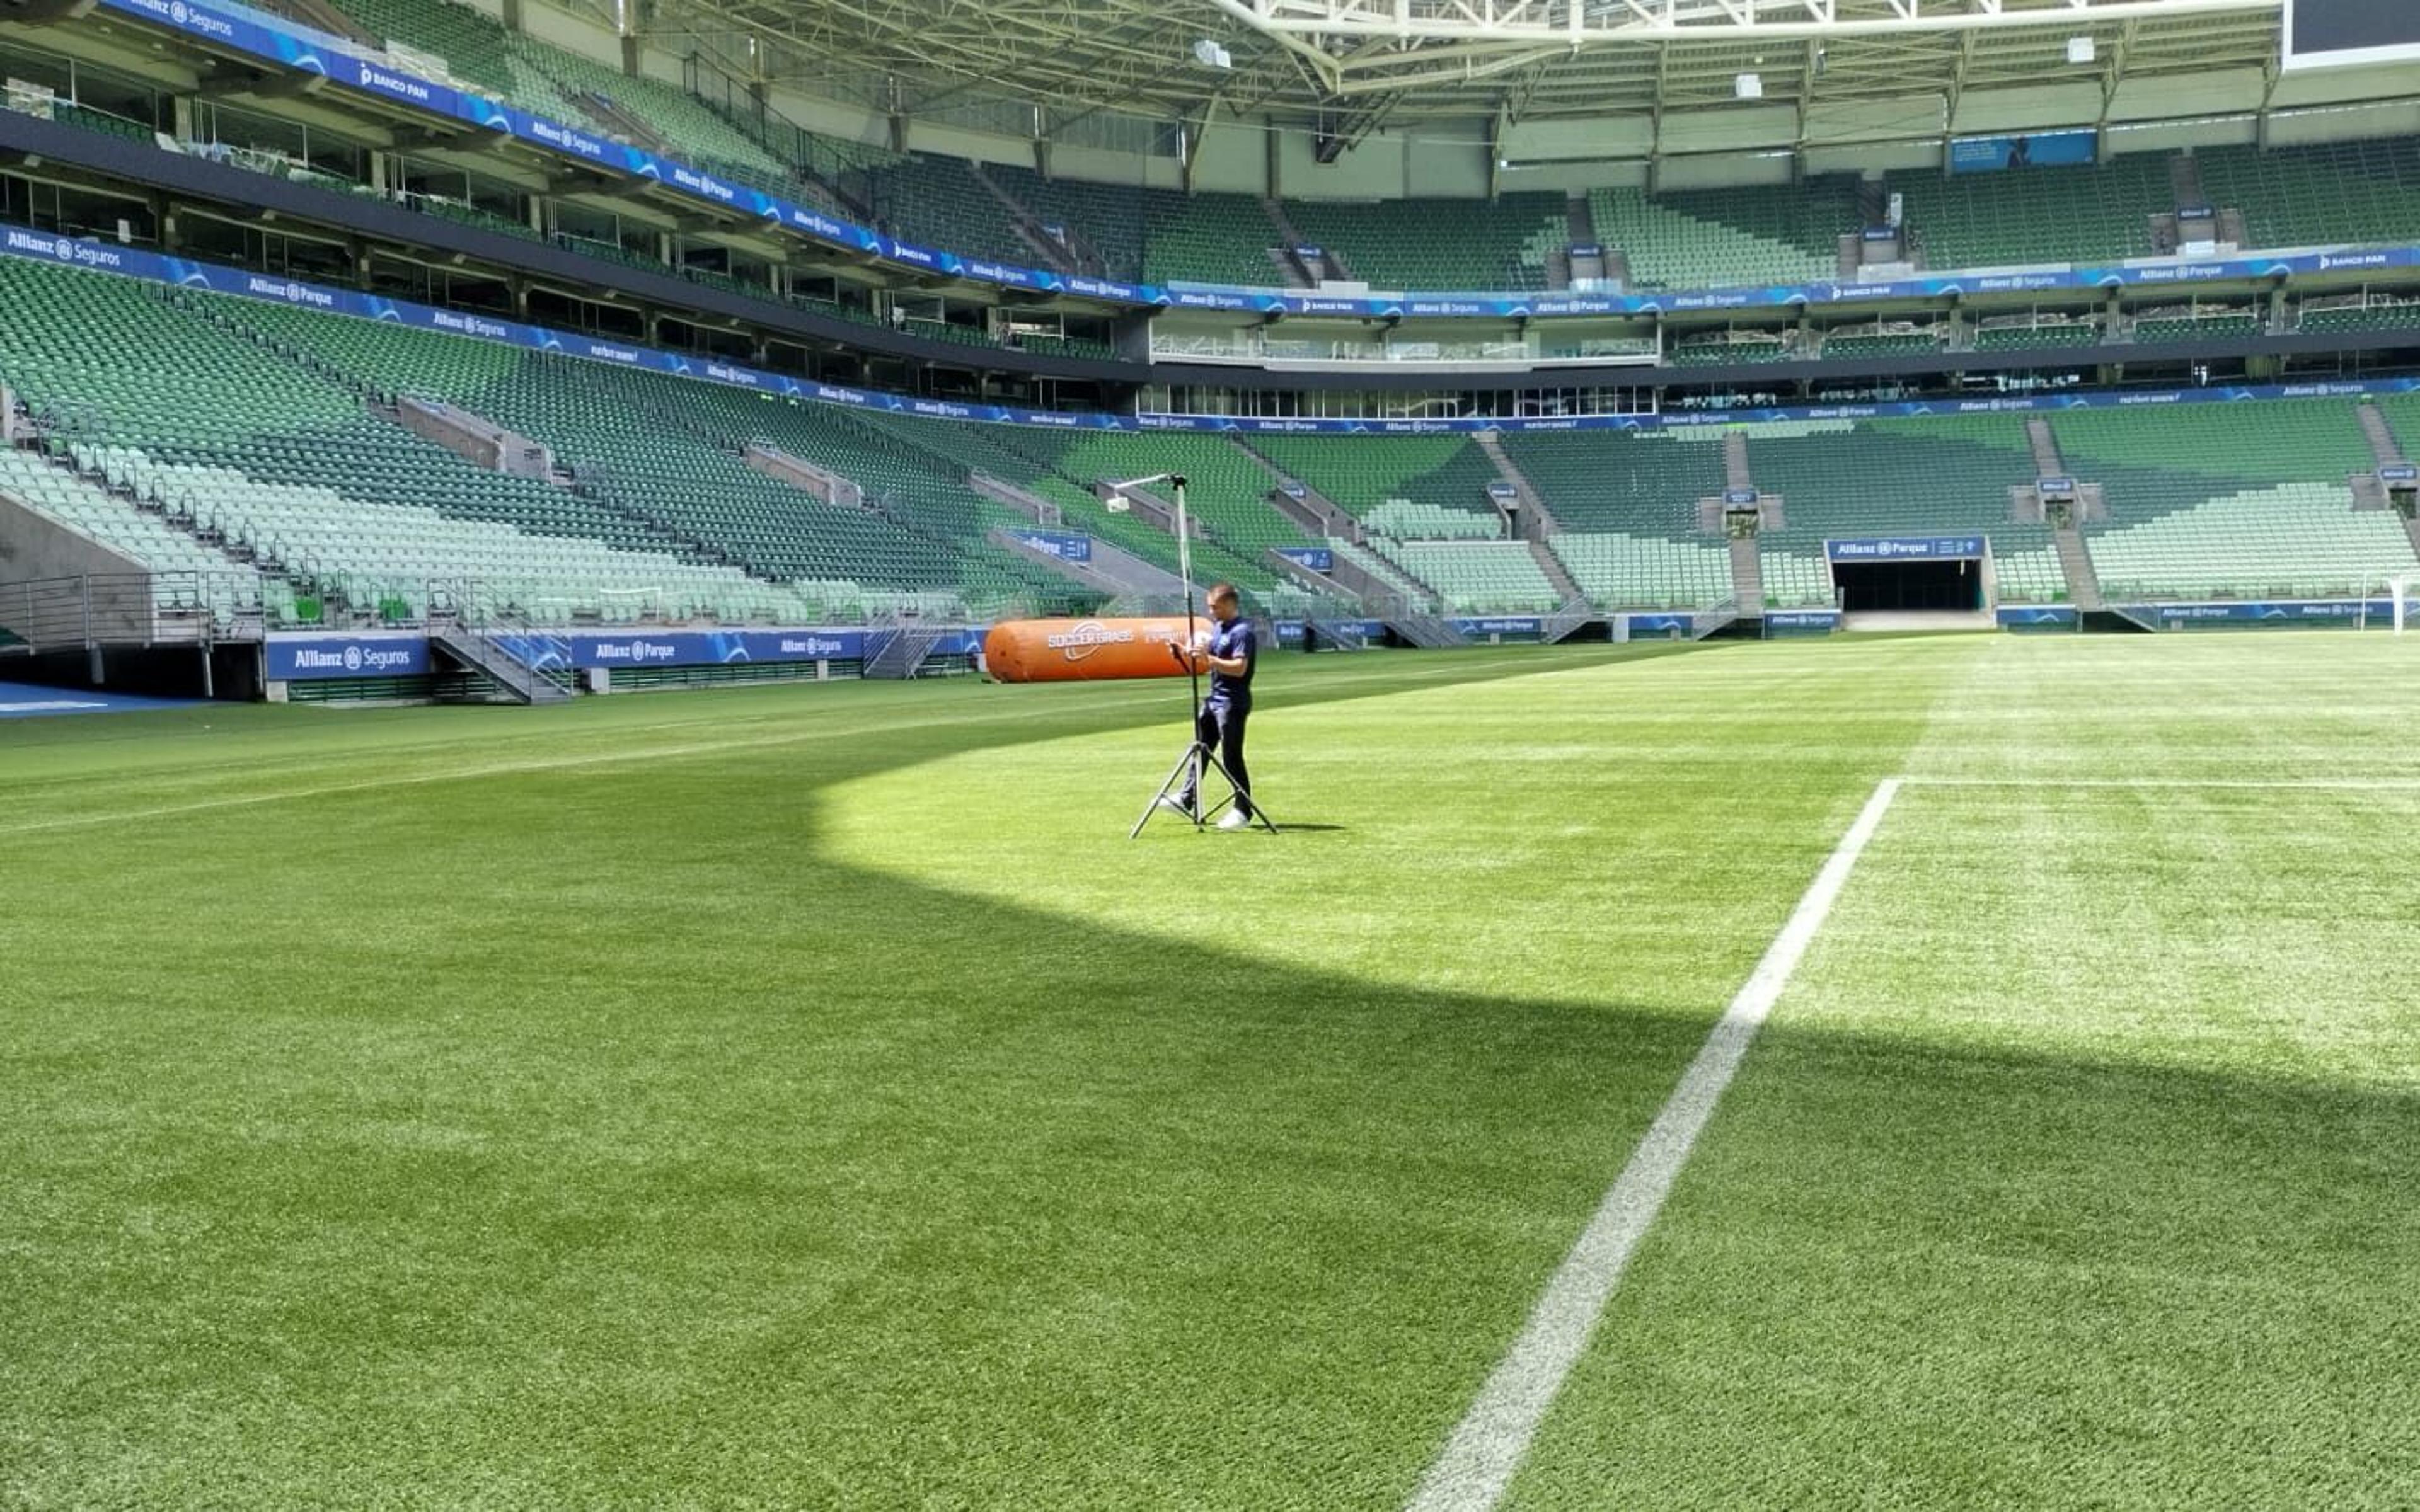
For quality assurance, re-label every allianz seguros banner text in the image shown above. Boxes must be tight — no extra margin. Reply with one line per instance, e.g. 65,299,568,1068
71,0,2420,321
15,226,2420,440
263,634,430,680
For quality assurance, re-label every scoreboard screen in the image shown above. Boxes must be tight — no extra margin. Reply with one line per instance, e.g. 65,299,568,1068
2284,0,2420,69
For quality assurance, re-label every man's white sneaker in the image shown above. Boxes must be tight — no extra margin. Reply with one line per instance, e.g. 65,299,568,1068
1217,810,1253,832
1158,796,1199,821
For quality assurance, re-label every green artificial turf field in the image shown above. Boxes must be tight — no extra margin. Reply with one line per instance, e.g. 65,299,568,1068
2,633,2415,1508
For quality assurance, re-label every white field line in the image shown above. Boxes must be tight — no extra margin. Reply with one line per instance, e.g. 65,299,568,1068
1407,777,1905,1512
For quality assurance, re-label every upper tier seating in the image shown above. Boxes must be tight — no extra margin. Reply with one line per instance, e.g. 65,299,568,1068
334,0,591,123
1144,194,1284,287
1589,183,1843,289
1893,154,2167,270
979,165,1150,282
190,3,2420,296
1281,195,1568,291
863,156,1035,270
512,41,798,195
2192,139,2420,252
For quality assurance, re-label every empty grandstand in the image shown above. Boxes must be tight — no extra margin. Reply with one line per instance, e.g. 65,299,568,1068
12,9,2420,1506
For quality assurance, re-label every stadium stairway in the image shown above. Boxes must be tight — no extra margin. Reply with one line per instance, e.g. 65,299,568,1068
1527,538,1587,609
1729,535,1764,617
2030,420,2106,610
2356,404,2420,563
2053,530,2106,611
965,164,1084,275
2357,403,2406,469
1223,438,1361,541
832,413,1284,603
426,614,573,703
1471,432,1563,538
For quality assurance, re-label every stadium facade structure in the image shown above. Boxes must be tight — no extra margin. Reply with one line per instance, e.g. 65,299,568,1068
1,0,2417,701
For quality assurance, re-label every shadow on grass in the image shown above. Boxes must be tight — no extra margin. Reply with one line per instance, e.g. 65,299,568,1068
33,637,2396,1509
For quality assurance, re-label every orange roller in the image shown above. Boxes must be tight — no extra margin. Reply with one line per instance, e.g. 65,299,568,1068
984,617,1205,683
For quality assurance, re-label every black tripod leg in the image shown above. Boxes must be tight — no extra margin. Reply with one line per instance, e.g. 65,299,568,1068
1129,742,1213,839
1195,750,1280,832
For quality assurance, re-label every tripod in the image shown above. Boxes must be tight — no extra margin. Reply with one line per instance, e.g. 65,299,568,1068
1115,472,1279,838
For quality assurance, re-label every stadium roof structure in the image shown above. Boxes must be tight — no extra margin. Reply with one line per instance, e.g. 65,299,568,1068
657,0,2295,148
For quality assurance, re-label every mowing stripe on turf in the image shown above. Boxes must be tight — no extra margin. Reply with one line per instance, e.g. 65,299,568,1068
0,652,1581,838
1407,777,1905,1512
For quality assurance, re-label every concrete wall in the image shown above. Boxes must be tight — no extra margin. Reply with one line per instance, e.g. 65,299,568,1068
0,492,154,644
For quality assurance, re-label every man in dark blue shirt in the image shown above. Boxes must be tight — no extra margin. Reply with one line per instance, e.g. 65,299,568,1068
1170,583,1258,830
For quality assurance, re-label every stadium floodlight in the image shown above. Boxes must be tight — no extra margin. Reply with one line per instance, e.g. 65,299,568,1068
2067,35,2097,64
1192,38,1234,70
1734,72,1763,100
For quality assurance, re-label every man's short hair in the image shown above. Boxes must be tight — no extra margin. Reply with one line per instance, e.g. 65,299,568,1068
1206,583,1239,605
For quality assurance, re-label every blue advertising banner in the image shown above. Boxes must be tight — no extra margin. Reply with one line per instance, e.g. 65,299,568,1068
2037,476,2078,495
266,627,984,680
1723,488,1761,506
570,628,870,668
1455,616,1546,638
1625,613,1697,636
1008,529,1093,563
1764,609,1842,634
2121,598,2397,626
265,633,432,680
1950,130,2097,175
1826,536,1988,563
1997,605,2082,629
2382,464,2419,483
1274,546,1337,573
